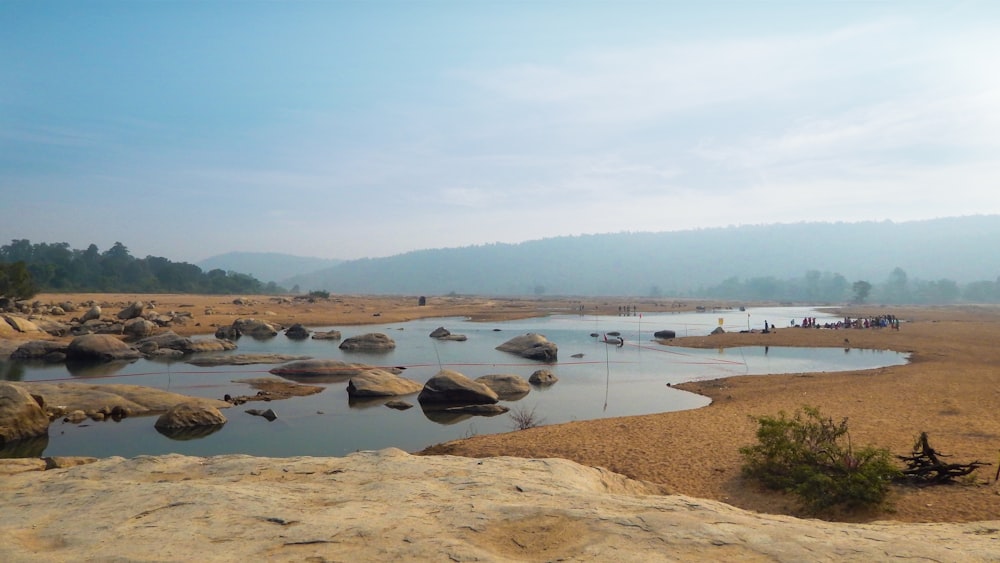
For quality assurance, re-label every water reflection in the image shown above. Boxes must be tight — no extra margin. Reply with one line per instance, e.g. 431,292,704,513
66,359,136,378
420,403,475,425
0,434,48,458
155,423,226,441
0,361,25,382
348,395,400,410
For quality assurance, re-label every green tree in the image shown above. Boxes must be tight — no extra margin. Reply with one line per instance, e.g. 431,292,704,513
884,267,909,303
852,280,872,304
0,261,39,300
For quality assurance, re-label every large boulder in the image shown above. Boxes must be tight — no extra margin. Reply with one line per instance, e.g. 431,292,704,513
27,317,71,337
66,334,142,362
2,315,45,335
0,383,50,446
154,403,227,431
496,333,558,362
232,318,279,339
347,370,423,398
79,305,102,323
311,329,342,340
475,374,531,400
418,370,499,405
339,333,396,352
270,360,399,383
10,340,67,361
135,331,192,352
183,339,238,353
429,327,468,342
285,324,311,340
123,318,157,339
529,369,559,386
117,301,145,320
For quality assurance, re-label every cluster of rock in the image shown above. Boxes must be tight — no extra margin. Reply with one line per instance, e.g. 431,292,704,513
10,332,237,364
2,303,570,451
1,299,194,340
268,356,556,418
0,379,232,452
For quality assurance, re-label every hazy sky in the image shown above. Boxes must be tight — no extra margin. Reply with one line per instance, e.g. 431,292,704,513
3,1,999,263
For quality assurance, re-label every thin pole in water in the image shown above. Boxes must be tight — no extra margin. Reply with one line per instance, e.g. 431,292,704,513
603,334,611,412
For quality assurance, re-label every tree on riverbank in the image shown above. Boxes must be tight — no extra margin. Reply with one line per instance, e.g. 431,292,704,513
0,261,38,301
0,239,279,295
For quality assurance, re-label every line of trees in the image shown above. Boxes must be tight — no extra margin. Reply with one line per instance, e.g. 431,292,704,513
0,239,283,298
696,267,996,305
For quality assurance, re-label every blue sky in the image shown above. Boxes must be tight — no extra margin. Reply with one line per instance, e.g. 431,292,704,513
2,1,998,262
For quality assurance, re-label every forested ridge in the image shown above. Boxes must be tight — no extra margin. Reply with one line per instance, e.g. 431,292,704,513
0,240,274,299
4,217,1000,304
283,217,1000,304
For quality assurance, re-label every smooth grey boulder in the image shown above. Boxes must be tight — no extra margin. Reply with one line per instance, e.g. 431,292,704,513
183,339,238,353
496,333,558,362
429,327,451,338
270,360,400,383
311,329,342,340
347,369,423,398
117,301,145,320
135,331,192,352
339,333,396,352
79,305,102,323
66,334,142,362
385,400,413,410
154,403,227,430
215,325,241,340
123,318,157,339
418,370,499,405
2,315,44,334
0,383,50,446
29,317,71,337
429,327,468,341
186,354,310,367
246,408,277,421
232,318,279,339
475,374,531,400
529,369,559,386
10,340,67,361
285,324,311,340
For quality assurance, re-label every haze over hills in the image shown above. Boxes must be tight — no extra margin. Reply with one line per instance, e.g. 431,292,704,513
274,216,1000,297
196,252,343,284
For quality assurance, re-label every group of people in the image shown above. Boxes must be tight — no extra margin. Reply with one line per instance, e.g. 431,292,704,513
796,314,899,330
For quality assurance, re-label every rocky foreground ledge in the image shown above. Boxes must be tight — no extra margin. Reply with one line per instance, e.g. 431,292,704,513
2,450,997,562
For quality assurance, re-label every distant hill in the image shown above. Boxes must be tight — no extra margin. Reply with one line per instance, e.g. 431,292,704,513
282,216,1000,298
197,252,342,284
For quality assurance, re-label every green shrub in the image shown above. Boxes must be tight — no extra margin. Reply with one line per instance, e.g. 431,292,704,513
739,406,900,512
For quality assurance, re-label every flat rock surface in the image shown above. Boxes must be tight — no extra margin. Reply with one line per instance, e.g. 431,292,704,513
20,382,231,415
1,449,997,562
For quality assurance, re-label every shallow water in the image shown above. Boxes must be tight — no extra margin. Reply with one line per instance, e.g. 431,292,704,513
1,307,906,458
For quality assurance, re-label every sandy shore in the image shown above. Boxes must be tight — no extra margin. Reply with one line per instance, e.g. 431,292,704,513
5,294,1000,523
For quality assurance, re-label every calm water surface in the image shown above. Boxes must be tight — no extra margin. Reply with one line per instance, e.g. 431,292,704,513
1,307,907,458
